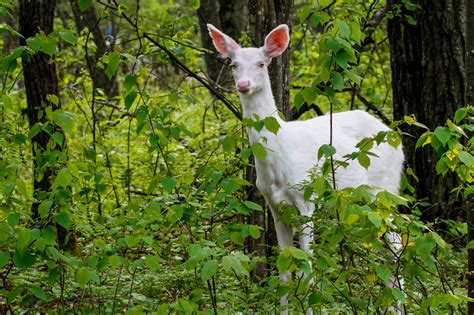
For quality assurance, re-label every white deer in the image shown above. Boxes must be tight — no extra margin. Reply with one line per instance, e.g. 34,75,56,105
208,24,404,314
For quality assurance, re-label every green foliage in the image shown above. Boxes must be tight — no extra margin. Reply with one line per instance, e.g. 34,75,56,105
0,0,470,313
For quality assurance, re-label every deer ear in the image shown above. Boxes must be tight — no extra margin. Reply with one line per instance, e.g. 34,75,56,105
263,24,290,58
207,24,240,58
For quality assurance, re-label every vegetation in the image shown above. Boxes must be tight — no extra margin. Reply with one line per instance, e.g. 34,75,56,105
0,0,472,313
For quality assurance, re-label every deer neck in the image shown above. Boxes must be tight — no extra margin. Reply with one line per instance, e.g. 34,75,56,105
239,81,284,145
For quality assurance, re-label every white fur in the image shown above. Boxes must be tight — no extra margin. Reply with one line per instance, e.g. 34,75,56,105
208,24,404,314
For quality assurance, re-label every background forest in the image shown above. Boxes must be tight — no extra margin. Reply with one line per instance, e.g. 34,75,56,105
0,0,473,313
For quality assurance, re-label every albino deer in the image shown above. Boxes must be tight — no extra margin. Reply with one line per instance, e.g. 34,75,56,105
208,24,404,314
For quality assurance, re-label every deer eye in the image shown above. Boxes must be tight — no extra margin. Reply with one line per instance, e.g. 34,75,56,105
257,62,265,68
230,63,238,69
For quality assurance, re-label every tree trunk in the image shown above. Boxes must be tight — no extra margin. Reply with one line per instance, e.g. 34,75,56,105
387,0,466,221
265,0,293,119
19,0,60,218
466,0,474,312
70,0,118,97
19,0,74,250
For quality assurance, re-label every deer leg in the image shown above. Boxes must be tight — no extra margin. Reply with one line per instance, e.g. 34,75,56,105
269,206,294,315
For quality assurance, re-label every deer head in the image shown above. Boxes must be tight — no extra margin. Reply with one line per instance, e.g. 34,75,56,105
207,24,290,96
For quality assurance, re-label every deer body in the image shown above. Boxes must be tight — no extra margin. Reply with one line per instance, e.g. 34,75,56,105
208,23,404,314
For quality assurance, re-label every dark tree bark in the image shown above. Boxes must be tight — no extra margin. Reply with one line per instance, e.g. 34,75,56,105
19,0,61,218
197,0,224,84
19,0,74,250
70,0,118,97
466,0,474,312
387,0,466,221
265,0,293,119
197,0,248,86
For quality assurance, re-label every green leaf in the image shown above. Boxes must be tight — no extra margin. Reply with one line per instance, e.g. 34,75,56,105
334,51,349,69
17,228,32,249
77,0,93,11
51,110,74,134
454,107,467,123
52,132,64,146
466,240,474,249
458,151,474,168
304,185,313,201
294,91,305,111
415,236,436,259
124,73,138,91
244,201,263,211
391,288,406,302
251,143,267,160
302,87,318,104
386,131,401,148
38,199,54,218
224,255,248,276
8,213,20,228
161,176,176,193
367,212,382,228
222,136,235,153
318,144,336,160
26,37,41,51
52,168,72,189
135,105,149,126
343,69,362,85
335,20,351,38
349,21,362,43
276,254,292,273
264,116,281,134
76,267,91,287
190,0,200,9
54,212,71,230
230,232,244,245
0,252,9,269
248,225,261,239
144,255,162,272
299,4,313,23
357,152,370,169
59,31,78,44
13,249,35,268
124,91,137,110
330,71,344,90
433,127,451,146
377,191,408,207
375,264,391,284
200,260,218,282
29,286,47,301
42,226,57,246
105,52,120,80
39,36,56,56
288,246,309,260
325,37,342,53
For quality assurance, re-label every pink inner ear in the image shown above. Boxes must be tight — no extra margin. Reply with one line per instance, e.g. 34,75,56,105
265,28,289,58
209,30,228,55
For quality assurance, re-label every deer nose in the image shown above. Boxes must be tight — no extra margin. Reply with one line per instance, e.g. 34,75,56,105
237,80,251,92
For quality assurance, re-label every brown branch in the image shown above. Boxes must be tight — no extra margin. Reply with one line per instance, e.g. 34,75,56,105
291,102,324,120
355,92,391,125
102,1,242,120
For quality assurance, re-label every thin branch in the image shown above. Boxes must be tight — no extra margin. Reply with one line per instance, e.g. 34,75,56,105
355,91,391,125
102,1,242,120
